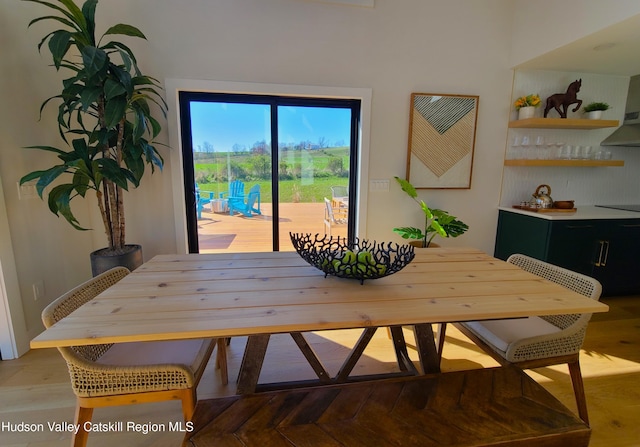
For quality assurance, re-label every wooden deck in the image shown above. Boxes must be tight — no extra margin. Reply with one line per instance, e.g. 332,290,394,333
197,202,347,253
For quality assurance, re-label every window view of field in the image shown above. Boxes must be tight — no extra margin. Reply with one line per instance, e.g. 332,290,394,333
194,146,349,203
189,101,353,252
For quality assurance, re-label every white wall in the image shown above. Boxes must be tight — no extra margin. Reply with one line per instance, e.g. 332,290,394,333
2,0,639,348
510,0,640,68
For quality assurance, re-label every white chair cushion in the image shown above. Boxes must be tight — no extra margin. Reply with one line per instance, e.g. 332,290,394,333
97,339,208,370
465,317,560,353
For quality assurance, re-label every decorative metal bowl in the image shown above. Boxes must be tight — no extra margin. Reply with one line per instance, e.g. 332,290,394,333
290,233,415,284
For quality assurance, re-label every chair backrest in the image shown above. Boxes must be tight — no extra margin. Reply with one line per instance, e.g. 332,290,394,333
324,197,336,223
247,184,260,207
42,267,130,362
331,186,348,199
506,254,602,329
229,180,245,197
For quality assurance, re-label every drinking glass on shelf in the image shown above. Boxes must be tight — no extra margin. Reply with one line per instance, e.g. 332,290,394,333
571,145,582,159
508,135,521,159
582,145,593,160
560,144,572,159
521,136,531,159
552,142,564,159
535,135,546,159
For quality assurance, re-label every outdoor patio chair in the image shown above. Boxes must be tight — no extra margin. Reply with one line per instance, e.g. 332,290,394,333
324,197,347,235
222,179,245,201
444,254,602,425
228,184,261,217
196,188,214,219
331,185,348,201
42,267,228,447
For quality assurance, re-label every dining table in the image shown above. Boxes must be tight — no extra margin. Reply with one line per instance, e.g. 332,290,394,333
31,247,608,394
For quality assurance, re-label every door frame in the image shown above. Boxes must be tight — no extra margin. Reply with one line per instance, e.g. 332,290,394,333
0,176,30,359
165,79,372,254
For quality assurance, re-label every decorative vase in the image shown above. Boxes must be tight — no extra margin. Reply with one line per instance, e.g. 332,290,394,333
518,106,536,120
585,110,603,120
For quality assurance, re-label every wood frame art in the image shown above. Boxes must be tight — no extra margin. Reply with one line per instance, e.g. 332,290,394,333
406,93,479,189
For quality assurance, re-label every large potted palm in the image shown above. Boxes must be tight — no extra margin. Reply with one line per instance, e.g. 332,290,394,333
20,0,166,275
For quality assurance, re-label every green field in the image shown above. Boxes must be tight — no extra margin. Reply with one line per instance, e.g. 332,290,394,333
195,147,349,203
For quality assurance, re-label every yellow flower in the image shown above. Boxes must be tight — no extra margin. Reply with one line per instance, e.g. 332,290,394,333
514,94,541,110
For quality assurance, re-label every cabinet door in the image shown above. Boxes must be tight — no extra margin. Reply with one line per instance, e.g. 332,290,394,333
546,220,600,276
494,211,551,261
597,220,640,296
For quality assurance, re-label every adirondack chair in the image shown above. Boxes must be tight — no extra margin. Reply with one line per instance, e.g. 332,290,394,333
228,184,261,217
195,185,214,219
222,180,245,202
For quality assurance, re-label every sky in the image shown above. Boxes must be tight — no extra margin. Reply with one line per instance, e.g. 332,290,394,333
189,102,352,152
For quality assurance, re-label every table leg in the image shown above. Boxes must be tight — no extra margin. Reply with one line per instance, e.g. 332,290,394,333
290,333,332,384
335,327,378,382
435,323,447,365
388,326,417,373
236,334,270,394
413,324,441,374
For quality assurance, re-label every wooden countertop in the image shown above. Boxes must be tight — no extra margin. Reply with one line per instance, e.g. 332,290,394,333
498,205,640,220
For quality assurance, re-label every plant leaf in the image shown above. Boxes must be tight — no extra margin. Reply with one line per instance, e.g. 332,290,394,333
48,30,72,69
104,78,127,100
47,183,88,230
81,46,108,78
81,0,97,42
392,227,424,240
394,176,417,198
103,96,127,129
104,24,146,39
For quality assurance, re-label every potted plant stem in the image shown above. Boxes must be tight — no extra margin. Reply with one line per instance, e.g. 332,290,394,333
392,177,469,248
20,0,166,275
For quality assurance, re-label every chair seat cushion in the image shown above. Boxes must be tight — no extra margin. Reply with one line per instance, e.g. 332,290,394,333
97,339,211,372
465,317,560,353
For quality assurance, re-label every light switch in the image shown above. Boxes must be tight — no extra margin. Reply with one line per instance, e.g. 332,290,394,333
17,181,38,200
369,179,389,192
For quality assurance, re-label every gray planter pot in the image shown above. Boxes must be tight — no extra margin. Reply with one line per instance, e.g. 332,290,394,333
90,244,143,277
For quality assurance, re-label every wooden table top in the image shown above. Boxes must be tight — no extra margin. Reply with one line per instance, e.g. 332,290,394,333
30,247,608,349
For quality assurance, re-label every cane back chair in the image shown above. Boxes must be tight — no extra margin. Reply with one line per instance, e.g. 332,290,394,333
446,254,602,425
42,267,226,447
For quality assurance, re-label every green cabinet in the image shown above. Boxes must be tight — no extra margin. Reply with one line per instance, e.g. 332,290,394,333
495,210,640,296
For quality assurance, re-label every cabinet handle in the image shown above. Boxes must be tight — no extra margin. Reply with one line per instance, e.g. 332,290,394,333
601,241,610,267
595,241,605,267
566,225,594,229
621,224,640,228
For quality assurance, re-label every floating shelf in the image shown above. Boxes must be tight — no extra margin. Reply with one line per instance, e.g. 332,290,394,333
508,118,619,129
504,159,624,167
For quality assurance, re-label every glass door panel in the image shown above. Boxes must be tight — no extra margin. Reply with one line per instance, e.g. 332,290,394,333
277,105,351,251
189,101,273,253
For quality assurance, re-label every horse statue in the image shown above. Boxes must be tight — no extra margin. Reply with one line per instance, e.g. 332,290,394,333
543,79,582,118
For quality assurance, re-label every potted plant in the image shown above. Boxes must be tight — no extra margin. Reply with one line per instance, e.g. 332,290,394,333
514,94,541,120
392,177,469,248
583,102,609,119
20,0,166,275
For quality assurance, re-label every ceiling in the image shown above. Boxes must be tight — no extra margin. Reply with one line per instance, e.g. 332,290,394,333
515,14,640,76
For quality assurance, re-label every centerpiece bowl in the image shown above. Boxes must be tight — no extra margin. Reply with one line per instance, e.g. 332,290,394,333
290,233,415,284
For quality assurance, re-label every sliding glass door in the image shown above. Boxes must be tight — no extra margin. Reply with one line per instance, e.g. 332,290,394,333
179,92,360,253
